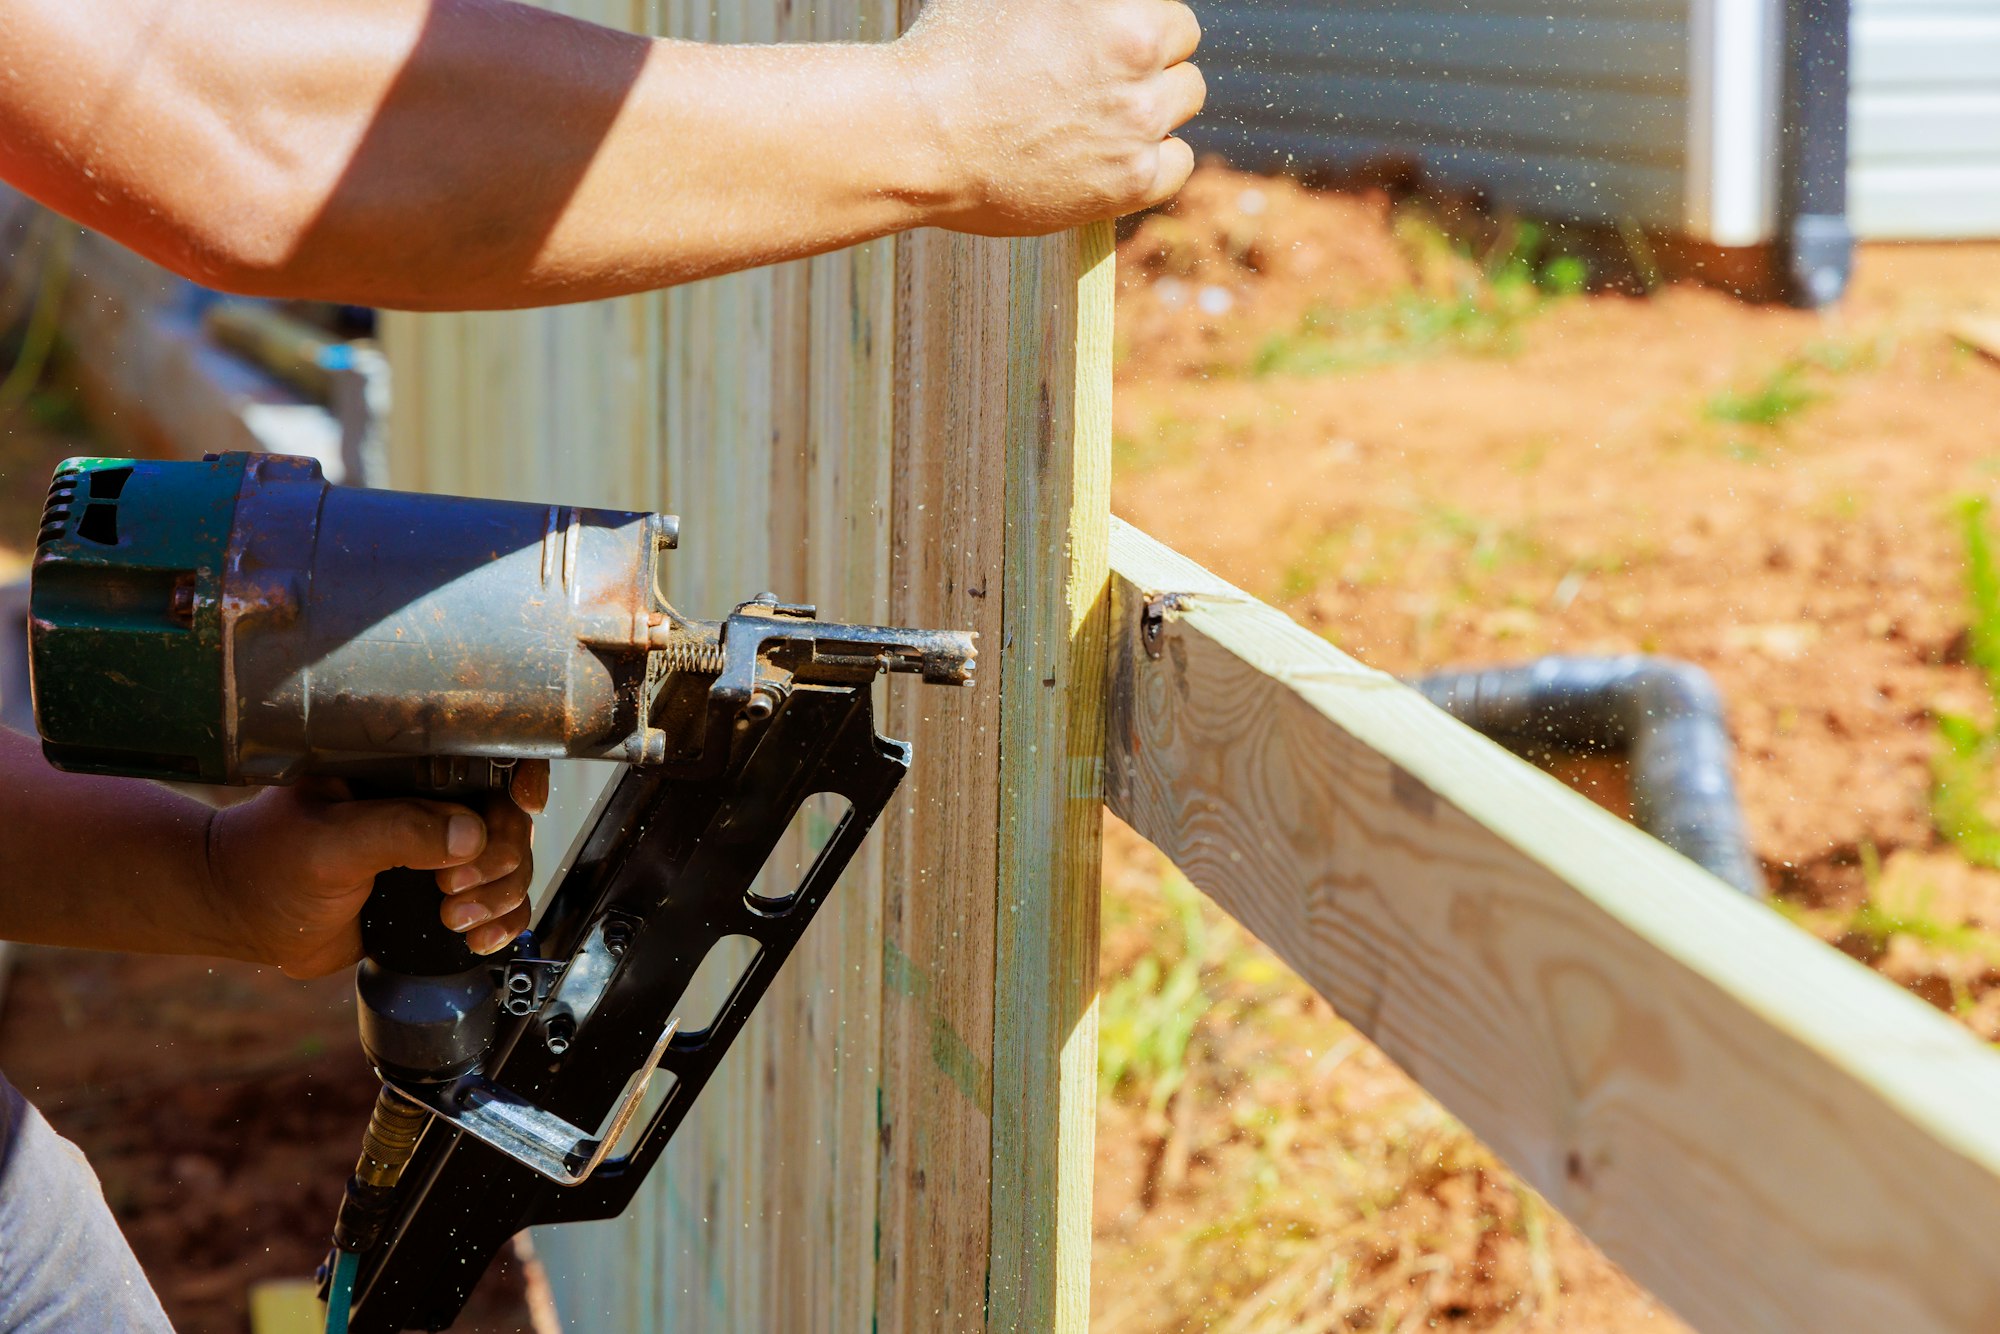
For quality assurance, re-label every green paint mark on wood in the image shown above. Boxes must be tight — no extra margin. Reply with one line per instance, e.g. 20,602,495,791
882,939,991,1116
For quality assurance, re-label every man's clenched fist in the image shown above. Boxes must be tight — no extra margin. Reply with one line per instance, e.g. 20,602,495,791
897,0,1204,236
203,763,549,979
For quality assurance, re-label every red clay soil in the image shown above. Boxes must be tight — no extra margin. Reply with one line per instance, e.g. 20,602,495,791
1114,164,2000,917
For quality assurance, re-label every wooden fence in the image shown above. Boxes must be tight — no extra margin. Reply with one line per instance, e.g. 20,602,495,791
382,6,2000,1332
384,4,1106,1328
1105,523,2000,1332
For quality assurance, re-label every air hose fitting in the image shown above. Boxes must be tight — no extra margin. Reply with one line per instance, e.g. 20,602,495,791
332,1087,431,1255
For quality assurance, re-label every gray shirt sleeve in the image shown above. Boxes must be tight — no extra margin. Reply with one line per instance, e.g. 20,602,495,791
0,1073,172,1332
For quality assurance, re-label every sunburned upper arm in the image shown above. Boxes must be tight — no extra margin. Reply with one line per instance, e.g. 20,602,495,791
0,0,127,212
0,0,427,291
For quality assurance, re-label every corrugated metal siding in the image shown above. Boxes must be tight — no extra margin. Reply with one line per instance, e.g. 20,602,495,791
1850,0,2000,238
1186,0,1696,230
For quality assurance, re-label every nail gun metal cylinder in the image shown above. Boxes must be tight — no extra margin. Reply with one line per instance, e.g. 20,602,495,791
31,452,680,784
222,454,674,782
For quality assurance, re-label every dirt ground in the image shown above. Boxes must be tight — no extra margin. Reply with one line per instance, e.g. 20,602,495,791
1091,163,2000,1331
0,949,537,1333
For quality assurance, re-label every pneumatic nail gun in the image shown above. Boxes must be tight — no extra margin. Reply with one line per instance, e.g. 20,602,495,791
28,451,975,1331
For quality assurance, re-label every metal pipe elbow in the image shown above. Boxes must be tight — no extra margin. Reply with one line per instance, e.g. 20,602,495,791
1414,656,1764,898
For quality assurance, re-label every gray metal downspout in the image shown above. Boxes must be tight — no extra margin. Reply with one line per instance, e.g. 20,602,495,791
1415,657,1767,897
1779,0,1855,306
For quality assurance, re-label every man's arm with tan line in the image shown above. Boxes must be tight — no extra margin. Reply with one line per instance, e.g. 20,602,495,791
0,0,1203,311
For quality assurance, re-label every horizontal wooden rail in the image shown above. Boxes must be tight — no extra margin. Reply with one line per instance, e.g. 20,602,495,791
1104,519,2000,1333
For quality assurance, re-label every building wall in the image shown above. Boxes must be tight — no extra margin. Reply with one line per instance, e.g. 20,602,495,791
1183,0,1722,235
1187,0,2000,246
1849,0,2000,238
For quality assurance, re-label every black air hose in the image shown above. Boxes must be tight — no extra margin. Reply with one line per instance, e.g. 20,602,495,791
1413,656,1765,898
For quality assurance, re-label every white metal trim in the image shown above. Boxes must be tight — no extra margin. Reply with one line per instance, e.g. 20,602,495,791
1685,0,1785,246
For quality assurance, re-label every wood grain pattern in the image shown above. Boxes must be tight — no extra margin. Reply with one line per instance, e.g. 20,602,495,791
988,224,1111,1330
1104,518,2000,1334
379,2,1107,1326
877,224,1009,1332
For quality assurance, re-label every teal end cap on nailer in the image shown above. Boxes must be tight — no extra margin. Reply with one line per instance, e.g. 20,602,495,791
28,453,248,782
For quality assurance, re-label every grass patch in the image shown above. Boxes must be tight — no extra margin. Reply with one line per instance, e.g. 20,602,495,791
1098,872,1212,1111
1777,842,2000,992
1111,414,1199,476
1706,365,1820,427
1271,508,1540,607
1250,216,1587,379
1931,496,2000,866
1843,894,2000,964
1094,846,1611,1330
1705,336,1886,437
1252,291,1532,377
1275,529,1360,601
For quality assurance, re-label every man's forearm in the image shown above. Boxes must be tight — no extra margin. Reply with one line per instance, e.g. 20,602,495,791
0,727,229,958
0,0,947,309
0,0,1200,311
277,35,951,308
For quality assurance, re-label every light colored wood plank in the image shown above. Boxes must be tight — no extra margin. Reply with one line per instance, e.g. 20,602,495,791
1103,518,2000,1334
247,1280,322,1334
1952,312,2000,363
988,222,1111,1329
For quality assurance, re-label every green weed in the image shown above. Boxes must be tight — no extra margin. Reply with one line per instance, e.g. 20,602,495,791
1112,414,1199,476
1959,495,2000,703
1931,497,2000,866
1706,336,1885,437
1249,214,1587,379
1094,846,1592,1329
1252,289,1531,377
1779,841,2000,970
1271,508,1536,606
1485,218,1590,297
1098,872,1212,1112
1421,503,1538,576
1705,365,1820,427
1844,896,2000,964
1276,529,1358,601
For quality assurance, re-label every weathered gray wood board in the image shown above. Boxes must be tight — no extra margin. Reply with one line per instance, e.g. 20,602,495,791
1104,518,2000,1333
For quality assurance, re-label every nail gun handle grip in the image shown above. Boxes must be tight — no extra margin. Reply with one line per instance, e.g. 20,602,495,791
361,864,481,977
348,763,512,979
